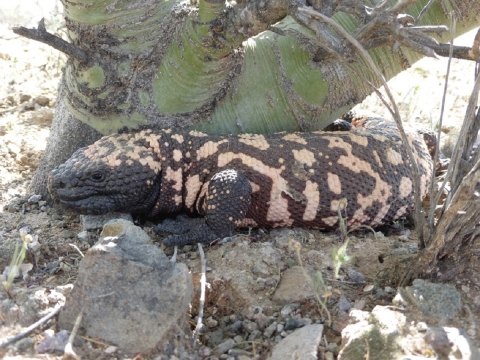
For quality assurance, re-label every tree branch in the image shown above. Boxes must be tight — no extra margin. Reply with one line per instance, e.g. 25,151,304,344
12,18,89,64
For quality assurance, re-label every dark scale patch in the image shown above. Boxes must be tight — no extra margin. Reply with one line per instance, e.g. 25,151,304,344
149,135,185,216
202,169,251,236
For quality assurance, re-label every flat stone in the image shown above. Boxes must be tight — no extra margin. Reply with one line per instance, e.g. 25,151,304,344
394,279,461,319
338,305,479,360
58,219,193,355
269,324,323,360
272,266,315,304
80,213,133,231
214,338,236,355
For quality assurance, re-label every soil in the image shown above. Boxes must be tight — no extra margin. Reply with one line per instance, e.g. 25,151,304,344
0,18,479,360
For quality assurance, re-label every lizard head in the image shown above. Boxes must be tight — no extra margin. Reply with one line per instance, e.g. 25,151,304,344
48,129,163,215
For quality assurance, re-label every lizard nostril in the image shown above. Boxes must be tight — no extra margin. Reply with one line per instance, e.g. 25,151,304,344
58,181,67,189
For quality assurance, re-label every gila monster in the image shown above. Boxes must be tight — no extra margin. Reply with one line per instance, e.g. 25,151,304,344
48,117,435,246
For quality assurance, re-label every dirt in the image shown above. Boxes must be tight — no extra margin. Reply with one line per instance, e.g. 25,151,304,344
0,17,479,360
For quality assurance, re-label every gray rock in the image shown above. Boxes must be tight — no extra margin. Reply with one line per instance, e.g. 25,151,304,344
280,303,300,317
269,324,324,360
276,323,284,333
228,348,251,356
207,328,225,347
27,194,42,203
76,230,89,243
80,212,133,231
296,318,312,327
272,266,315,304
14,337,35,352
58,219,193,355
198,346,212,357
248,329,262,341
264,322,277,338
284,318,299,330
254,312,269,330
244,321,259,333
37,330,70,353
227,320,243,333
214,338,236,354
347,268,365,283
394,279,461,319
425,327,479,359
233,335,244,343
338,306,479,360
188,240,284,314
338,306,409,360
338,295,352,312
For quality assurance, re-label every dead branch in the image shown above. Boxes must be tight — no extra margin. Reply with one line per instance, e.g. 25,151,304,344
192,243,207,349
0,303,63,349
12,18,88,64
63,311,83,360
295,1,477,62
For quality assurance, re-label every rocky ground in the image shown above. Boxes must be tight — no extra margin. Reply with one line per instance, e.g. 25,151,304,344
0,15,479,360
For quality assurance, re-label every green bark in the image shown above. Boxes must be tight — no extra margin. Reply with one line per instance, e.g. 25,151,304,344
59,0,480,135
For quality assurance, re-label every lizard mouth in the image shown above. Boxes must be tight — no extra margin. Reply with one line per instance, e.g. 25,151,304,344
52,179,161,215
57,194,118,215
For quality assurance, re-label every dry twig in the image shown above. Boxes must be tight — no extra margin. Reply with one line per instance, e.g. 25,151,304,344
192,243,207,348
0,303,63,349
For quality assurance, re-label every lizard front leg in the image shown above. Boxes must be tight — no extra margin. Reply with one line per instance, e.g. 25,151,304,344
158,169,252,246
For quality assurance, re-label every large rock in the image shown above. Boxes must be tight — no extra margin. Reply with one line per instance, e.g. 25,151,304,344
393,279,461,319
338,305,479,360
58,219,193,355
269,324,324,360
188,238,286,314
272,266,316,304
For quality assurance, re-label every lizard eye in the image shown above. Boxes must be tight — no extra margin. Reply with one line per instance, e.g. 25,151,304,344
91,171,104,181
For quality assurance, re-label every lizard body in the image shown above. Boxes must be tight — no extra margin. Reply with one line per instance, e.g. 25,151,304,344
48,118,434,246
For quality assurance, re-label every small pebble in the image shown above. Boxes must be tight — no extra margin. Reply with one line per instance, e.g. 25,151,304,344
264,322,277,338
104,346,117,354
280,303,300,318
276,324,284,333
243,321,258,333
228,348,251,356
254,312,268,329
284,318,299,331
375,288,386,299
77,231,89,242
398,235,409,242
363,284,375,292
27,194,42,203
338,295,352,312
353,299,366,310
206,317,219,328
15,337,35,352
296,318,312,326
55,284,74,296
248,329,262,341
19,94,32,103
214,338,236,354
384,286,395,294
227,320,243,333
198,346,212,357
325,351,335,360
416,322,428,332
347,268,366,283
233,335,244,344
